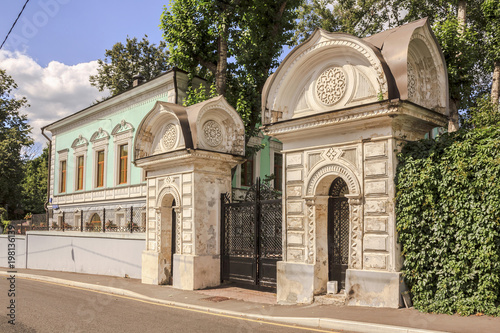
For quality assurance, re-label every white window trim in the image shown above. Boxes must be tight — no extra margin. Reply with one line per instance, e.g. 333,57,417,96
74,212,81,228
112,120,134,187
91,137,109,190
57,149,69,194
72,138,88,192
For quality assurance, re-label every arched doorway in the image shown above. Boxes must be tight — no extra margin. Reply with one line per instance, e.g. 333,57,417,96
160,194,177,285
327,177,349,291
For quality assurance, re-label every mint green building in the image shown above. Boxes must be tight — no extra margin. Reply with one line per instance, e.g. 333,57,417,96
43,69,281,230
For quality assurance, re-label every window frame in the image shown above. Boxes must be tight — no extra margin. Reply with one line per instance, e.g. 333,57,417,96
119,144,128,184
112,120,134,187
90,128,109,190
76,155,85,191
96,150,105,188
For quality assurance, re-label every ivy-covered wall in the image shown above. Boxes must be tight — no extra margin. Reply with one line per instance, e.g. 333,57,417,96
396,126,500,316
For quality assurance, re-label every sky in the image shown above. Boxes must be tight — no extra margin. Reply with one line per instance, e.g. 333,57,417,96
0,0,169,151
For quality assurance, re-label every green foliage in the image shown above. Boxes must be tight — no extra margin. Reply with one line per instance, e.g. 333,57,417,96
463,94,500,128
396,127,500,316
0,68,32,218
89,35,170,96
21,146,48,214
294,0,399,42
161,0,301,139
183,82,217,107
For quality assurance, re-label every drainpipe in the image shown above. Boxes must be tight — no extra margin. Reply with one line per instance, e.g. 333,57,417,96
41,126,52,230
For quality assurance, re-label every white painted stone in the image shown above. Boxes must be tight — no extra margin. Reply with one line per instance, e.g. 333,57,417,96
183,173,192,182
182,184,192,194
288,232,304,246
287,248,304,262
365,180,387,195
287,201,303,213
287,185,302,197
287,169,302,182
365,161,387,177
182,221,192,230
287,216,304,230
183,196,192,206
182,233,192,242
364,217,388,232
364,254,388,270
365,200,387,213
183,244,192,254
363,235,388,251
364,141,387,158
286,153,302,166
182,208,192,218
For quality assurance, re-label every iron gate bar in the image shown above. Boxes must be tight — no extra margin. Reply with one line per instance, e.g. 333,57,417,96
221,178,282,290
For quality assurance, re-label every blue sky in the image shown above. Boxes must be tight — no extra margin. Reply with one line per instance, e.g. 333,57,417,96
1,0,167,66
0,0,169,149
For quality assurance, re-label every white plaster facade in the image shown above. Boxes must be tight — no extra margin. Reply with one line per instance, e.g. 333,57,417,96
261,18,449,307
135,96,245,288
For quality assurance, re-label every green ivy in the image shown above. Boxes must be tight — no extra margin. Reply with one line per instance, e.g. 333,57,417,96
396,126,500,316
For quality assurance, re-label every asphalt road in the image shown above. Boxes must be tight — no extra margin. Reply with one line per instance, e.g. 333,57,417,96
0,277,335,333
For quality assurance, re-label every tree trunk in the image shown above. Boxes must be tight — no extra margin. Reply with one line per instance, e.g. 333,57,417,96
216,23,229,96
492,61,500,106
457,1,466,34
448,98,460,132
447,1,467,132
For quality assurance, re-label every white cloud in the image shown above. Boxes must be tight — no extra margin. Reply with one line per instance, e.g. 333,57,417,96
0,50,109,151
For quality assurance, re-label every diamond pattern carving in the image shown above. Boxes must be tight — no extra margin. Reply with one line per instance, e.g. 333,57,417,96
325,147,343,161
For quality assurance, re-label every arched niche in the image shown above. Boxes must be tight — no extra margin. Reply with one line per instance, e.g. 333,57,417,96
134,96,245,160
262,29,394,123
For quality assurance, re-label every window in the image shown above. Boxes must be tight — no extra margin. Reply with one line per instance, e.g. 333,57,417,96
76,156,84,190
119,144,128,184
241,154,254,187
59,160,67,193
273,153,283,191
96,150,105,187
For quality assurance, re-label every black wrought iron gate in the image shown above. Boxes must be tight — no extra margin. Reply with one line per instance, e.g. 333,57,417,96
221,179,282,290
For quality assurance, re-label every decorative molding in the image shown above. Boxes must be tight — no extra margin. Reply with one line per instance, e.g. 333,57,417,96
160,123,177,151
175,207,182,254
112,120,134,136
325,147,343,161
306,200,315,264
268,36,388,121
202,120,223,147
315,67,347,106
71,135,88,149
349,202,363,269
307,164,360,196
90,128,110,143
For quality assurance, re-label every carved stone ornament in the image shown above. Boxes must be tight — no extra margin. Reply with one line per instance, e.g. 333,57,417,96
161,124,177,151
407,61,416,98
316,67,347,106
202,120,223,147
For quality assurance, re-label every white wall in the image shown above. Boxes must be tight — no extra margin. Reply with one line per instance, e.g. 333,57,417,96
0,235,27,269
0,232,145,279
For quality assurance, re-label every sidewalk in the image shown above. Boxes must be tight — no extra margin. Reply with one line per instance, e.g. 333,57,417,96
3,269,499,333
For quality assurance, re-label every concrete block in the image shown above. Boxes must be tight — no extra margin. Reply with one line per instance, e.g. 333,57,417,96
327,281,338,294
345,269,405,308
277,261,315,304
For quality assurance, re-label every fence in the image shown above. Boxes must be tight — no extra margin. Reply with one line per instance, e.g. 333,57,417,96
4,207,146,235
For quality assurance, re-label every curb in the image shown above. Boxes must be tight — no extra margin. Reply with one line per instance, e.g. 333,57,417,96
0,271,448,333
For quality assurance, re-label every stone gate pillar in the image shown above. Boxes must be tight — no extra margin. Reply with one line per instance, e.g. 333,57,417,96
262,19,449,307
134,96,245,289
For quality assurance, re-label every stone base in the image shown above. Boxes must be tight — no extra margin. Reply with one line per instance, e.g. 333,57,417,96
345,269,406,308
172,254,220,290
277,261,315,304
141,250,170,285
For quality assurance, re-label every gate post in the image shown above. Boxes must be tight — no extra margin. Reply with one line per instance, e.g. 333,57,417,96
220,193,226,284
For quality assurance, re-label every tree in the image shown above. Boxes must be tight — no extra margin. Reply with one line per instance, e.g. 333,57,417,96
161,0,302,140
293,0,400,42
294,1,491,131
0,69,32,218
89,35,170,96
480,0,500,105
22,146,48,214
